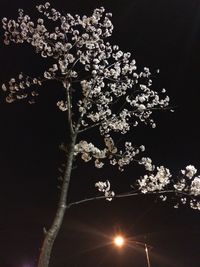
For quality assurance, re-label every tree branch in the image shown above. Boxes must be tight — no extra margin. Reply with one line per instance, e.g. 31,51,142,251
65,82,74,135
78,121,101,133
67,189,191,208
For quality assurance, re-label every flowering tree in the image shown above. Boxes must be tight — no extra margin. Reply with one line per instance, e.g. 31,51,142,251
2,2,200,267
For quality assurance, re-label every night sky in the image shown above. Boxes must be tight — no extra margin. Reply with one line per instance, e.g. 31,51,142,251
1,0,200,267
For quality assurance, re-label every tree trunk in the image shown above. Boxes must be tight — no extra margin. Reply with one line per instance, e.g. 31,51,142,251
37,136,76,267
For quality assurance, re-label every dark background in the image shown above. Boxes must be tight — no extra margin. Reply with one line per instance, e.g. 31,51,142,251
1,0,200,266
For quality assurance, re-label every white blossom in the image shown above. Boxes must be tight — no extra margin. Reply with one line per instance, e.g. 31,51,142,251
140,157,154,171
138,166,171,193
56,101,68,111
174,179,186,191
4,3,200,212
184,165,197,179
95,180,115,201
190,177,200,196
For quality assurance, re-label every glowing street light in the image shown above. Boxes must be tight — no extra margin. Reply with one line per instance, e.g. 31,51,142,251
113,235,125,248
112,234,151,267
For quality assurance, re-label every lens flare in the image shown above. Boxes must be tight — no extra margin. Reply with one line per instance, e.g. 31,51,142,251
113,235,125,247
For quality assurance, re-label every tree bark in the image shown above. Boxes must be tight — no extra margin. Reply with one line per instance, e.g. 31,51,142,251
37,135,76,267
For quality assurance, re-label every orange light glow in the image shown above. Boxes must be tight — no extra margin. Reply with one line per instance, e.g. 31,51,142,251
113,235,125,247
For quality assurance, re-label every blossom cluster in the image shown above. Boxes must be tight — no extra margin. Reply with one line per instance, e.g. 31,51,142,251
137,163,200,210
2,2,200,213
95,180,115,201
78,68,170,136
2,73,42,104
138,166,171,193
2,4,113,103
173,165,200,210
74,140,107,168
2,3,171,180
139,157,154,171
74,137,145,171
95,164,200,211
2,3,169,135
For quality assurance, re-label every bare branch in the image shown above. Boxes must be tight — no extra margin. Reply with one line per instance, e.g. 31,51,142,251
78,121,101,133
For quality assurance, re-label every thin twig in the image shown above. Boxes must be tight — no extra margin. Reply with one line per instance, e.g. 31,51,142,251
78,121,101,133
